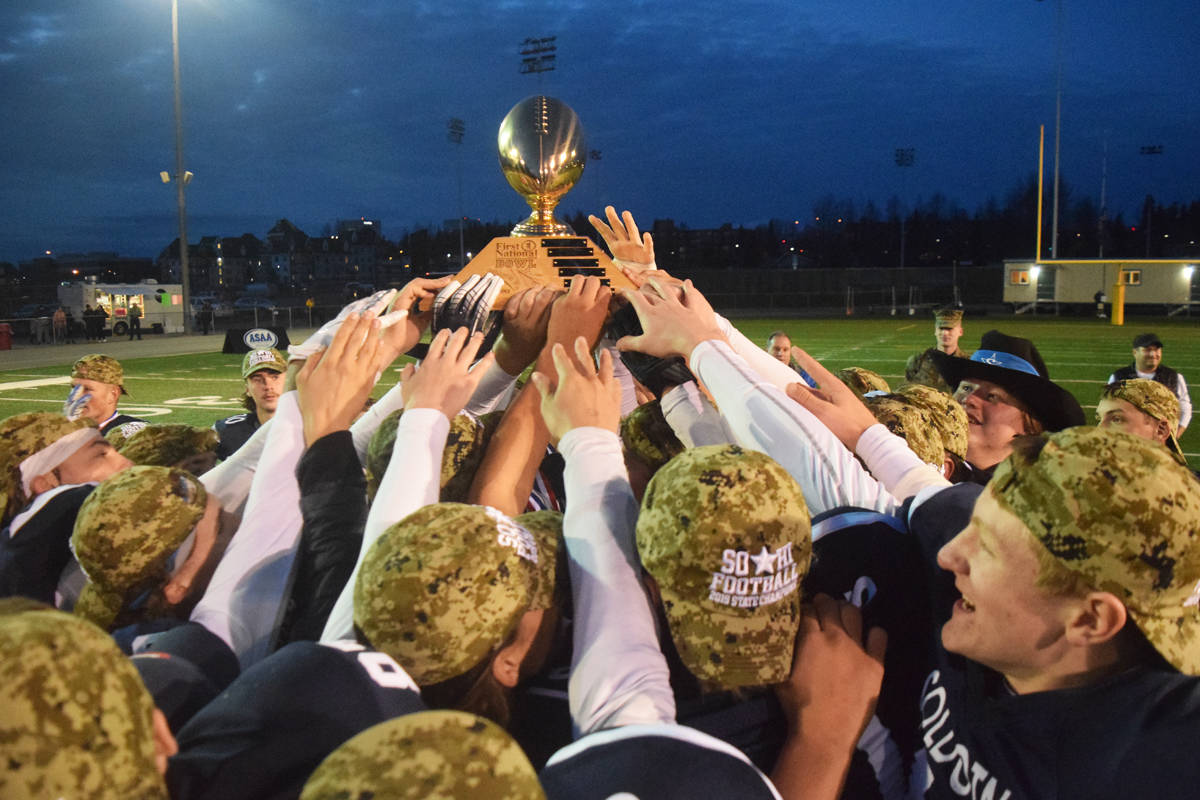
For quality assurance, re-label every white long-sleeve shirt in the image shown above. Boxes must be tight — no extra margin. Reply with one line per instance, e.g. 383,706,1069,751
190,391,306,669
559,426,675,736
321,407,448,643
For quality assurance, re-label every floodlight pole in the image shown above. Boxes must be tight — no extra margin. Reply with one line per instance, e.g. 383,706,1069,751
448,118,466,269
1140,144,1163,257
894,148,915,277
519,35,557,90
171,0,192,333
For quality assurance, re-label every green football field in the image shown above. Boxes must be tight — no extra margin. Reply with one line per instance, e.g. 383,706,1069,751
1,313,1197,456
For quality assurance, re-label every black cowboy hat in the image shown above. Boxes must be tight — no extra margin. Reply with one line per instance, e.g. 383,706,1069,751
930,330,1085,432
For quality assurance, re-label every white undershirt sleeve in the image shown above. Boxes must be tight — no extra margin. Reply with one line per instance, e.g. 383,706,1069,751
660,382,736,447
854,423,951,501
189,392,306,669
690,340,899,517
320,407,449,643
1177,373,1192,430
559,427,676,736
715,313,809,393
462,360,519,418
349,381,405,465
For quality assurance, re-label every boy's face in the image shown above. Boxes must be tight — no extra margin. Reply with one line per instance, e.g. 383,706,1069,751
936,488,1079,681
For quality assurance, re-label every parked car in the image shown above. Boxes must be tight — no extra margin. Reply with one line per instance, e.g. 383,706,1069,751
12,303,56,318
233,296,278,311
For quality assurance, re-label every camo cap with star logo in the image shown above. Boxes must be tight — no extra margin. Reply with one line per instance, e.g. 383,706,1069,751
353,503,544,685
636,444,811,689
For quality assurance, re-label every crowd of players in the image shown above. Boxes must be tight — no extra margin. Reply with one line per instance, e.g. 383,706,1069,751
1,206,1198,799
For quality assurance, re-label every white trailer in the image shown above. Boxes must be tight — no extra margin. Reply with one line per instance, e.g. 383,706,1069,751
57,280,186,335
1003,259,1200,315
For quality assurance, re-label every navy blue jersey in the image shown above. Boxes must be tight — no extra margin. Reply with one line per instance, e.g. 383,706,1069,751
0,484,94,604
907,483,1200,800
541,724,779,800
214,412,260,461
168,640,426,800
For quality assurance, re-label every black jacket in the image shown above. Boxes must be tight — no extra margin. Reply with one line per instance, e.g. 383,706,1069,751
275,431,366,644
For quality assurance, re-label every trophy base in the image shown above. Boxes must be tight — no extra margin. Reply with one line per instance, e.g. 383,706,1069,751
510,215,576,238
438,235,636,310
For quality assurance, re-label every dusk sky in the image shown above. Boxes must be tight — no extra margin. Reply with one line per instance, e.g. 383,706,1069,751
1,0,1197,265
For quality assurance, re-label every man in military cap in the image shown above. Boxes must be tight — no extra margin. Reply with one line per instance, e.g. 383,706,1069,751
67,353,145,434
1096,378,1187,465
904,306,969,391
1109,332,1192,437
214,347,288,460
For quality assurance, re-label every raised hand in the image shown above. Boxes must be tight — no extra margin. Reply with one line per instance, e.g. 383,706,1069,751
588,205,655,268
530,336,621,446
785,348,879,451
400,327,496,418
492,286,560,376
287,288,400,362
614,278,725,360
543,275,611,362
296,313,384,446
377,275,453,363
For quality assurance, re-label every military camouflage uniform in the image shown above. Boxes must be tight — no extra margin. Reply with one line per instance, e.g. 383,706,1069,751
904,346,970,393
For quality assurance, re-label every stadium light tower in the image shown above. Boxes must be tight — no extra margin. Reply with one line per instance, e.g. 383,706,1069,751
895,148,915,273
1140,144,1163,257
447,118,466,269
167,0,192,333
519,36,557,88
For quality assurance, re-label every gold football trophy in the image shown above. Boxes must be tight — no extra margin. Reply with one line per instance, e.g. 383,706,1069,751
449,96,634,307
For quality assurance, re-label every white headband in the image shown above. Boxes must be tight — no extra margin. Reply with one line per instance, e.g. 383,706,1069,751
18,428,102,497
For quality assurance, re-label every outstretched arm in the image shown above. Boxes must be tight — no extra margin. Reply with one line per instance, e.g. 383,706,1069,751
533,337,675,735
467,277,608,515
321,328,494,642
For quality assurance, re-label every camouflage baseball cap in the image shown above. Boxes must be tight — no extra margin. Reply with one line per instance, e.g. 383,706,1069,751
1100,379,1184,464
366,410,500,503
895,383,969,460
72,465,208,630
241,347,287,379
353,503,541,685
837,367,890,398
636,445,811,689
0,605,167,799
72,353,128,395
863,394,944,467
105,420,149,450
115,424,220,468
990,427,1200,674
621,399,685,473
300,711,544,800
514,509,565,612
0,412,98,516
934,306,964,327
